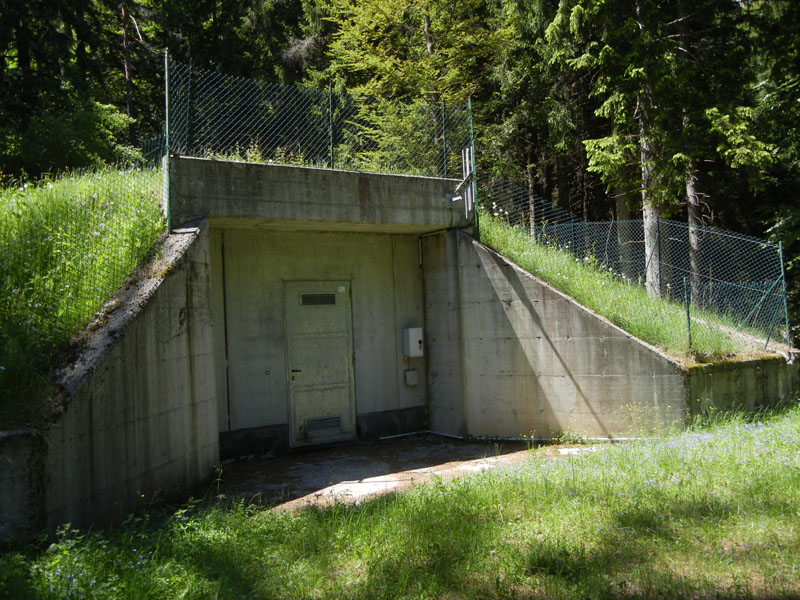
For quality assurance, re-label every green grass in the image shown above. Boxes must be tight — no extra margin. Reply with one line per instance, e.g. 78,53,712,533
479,213,745,360
2,403,798,599
0,167,164,425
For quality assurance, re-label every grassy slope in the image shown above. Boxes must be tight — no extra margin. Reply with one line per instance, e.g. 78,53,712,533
1,405,798,599
0,168,163,425
479,214,744,359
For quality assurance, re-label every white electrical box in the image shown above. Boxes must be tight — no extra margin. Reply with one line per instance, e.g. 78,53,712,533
403,327,424,357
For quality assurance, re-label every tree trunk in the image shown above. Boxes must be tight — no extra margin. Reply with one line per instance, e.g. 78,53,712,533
641,121,661,298
541,157,553,209
526,162,537,235
15,21,34,115
686,161,702,305
556,156,570,213
121,3,136,144
423,13,434,55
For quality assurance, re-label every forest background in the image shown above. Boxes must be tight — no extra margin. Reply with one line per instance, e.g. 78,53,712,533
2,0,799,337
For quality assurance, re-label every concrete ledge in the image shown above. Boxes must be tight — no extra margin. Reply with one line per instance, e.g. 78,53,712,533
169,156,468,232
687,355,799,415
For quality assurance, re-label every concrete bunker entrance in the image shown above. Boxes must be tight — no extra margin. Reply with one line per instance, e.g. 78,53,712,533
169,157,471,458
211,227,432,458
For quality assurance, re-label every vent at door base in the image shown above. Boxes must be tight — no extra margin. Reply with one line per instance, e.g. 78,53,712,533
301,293,336,306
306,416,342,433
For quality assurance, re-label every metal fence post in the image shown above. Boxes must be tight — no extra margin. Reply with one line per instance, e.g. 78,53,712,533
571,221,575,251
779,241,792,347
163,49,171,232
186,59,194,154
657,216,662,295
684,276,692,350
329,83,334,169
467,97,478,238
441,100,447,178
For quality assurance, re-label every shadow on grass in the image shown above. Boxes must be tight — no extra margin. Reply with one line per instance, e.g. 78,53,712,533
521,490,799,600
2,459,798,599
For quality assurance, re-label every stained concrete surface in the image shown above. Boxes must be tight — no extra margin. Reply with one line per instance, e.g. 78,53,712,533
213,435,532,511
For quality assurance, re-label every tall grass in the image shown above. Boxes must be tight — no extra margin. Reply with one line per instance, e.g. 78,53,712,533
0,167,164,425
2,403,798,599
479,213,743,359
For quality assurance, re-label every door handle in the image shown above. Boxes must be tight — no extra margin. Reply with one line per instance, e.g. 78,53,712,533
291,369,302,373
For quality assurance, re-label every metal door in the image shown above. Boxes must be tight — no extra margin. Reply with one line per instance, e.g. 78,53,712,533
285,281,356,446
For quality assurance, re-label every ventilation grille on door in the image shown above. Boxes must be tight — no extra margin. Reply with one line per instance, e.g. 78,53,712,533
306,416,342,433
301,293,336,306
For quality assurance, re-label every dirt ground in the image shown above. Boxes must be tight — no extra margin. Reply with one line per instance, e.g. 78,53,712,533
212,434,538,511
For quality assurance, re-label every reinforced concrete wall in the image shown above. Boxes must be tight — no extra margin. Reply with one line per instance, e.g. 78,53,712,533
46,220,218,530
687,357,799,415
169,156,467,232
423,230,797,439
0,430,43,542
1,221,219,541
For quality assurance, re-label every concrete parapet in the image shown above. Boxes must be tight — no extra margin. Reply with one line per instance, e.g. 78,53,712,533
168,156,467,232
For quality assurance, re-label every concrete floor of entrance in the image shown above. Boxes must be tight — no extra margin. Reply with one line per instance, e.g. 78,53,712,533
213,435,535,511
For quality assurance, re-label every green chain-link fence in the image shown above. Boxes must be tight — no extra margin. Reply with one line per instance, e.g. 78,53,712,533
479,179,792,352
165,57,472,178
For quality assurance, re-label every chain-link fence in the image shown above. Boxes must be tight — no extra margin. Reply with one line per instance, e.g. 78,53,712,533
166,58,472,178
0,141,165,412
479,179,791,353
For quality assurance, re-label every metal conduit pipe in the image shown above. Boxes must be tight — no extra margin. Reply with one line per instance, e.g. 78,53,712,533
378,430,639,443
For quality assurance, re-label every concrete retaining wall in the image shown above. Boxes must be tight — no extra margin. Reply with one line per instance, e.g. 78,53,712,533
687,357,799,415
0,430,44,542
423,230,797,439
0,221,219,541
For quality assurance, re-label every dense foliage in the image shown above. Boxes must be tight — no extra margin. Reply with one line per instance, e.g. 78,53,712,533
1,0,798,334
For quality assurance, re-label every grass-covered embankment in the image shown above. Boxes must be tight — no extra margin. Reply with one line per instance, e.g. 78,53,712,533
479,213,744,359
0,167,163,425
2,404,798,599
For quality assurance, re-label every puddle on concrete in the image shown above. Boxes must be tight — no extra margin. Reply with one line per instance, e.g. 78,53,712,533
213,435,532,511
207,435,609,511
